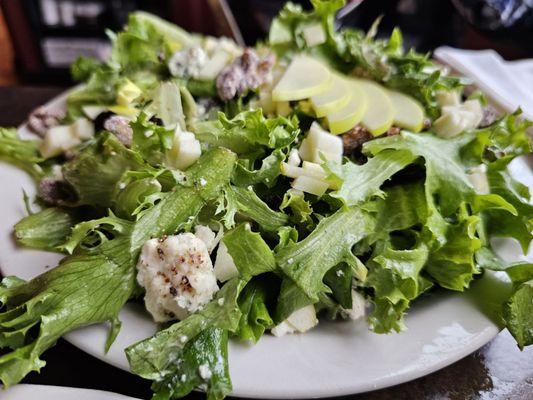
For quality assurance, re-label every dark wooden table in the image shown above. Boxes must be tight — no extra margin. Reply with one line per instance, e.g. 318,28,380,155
1,86,532,400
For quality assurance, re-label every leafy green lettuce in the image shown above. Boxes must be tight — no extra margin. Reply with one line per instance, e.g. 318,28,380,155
0,148,236,387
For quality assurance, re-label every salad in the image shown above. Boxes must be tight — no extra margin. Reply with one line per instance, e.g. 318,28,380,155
0,1,532,399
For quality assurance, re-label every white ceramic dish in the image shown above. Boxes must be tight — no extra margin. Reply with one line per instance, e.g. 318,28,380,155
0,384,140,400
0,91,532,398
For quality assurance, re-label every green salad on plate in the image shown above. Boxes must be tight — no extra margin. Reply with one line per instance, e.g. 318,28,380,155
0,1,532,399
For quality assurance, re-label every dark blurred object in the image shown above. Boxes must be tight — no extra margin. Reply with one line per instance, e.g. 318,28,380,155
452,0,533,29
0,0,235,85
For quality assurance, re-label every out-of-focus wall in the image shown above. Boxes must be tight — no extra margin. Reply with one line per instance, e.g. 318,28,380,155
0,8,17,86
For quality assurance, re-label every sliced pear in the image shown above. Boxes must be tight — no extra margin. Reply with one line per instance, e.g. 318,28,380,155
272,56,332,102
311,75,351,117
388,90,425,132
356,79,394,136
326,82,367,134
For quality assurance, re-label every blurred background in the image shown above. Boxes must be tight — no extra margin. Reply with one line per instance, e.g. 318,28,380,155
1,0,533,86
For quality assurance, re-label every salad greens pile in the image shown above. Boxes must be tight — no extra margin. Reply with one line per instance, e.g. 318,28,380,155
0,1,532,399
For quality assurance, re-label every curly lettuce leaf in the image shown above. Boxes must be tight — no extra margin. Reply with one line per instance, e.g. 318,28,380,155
501,262,533,349
277,206,375,301
194,110,299,154
325,149,417,206
0,128,45,179
218,185,289,232
62,134,150,207
366,239,432,333
232,149,285,188
484,157,533,252
222,223,276,277
151,328,232,400
14,207,82,252
235,277,275,343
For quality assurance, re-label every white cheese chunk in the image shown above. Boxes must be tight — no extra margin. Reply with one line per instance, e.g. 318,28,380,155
302,23,326,47
467,164,490,194
213,242,239,282
39,125,81,158
136,233,219,322
72,117,95,140
166,129,202,170
340,289,367,320
82,105,106,120
194,225,222,253
299,122,343,164
291,175,329,197
435,90,461,107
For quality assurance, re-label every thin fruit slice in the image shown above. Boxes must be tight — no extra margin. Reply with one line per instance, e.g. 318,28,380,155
311,75,351,117
272,56,332,102
326,82,367,134
388,90,425,132
357,79,394,136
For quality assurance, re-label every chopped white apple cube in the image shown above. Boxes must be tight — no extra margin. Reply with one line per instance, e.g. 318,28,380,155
388,90,424,132
436,90,461,107
302,161,328,178
287,148,301,166
81,105,106,120
462,99,483,127
433,111,472,138
271,305,318,337
166,129,202,170
291,175,329,197
302,23,326,47
308,122,343,156
117,79,142,106
39,125,81,158
298,135,313,161
275,101,292,117
272,56,332,101
214,242,239,282
196,50,232,80
281,162,327,181
312,149,342,164
467,164,490,194
72,117,95,140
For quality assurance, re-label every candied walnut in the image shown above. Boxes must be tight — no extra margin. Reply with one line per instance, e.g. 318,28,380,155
39,178,76,205
342,125,373,155
216,48,275,101
27,106,65,137
103,116,133,147
387,126,401,136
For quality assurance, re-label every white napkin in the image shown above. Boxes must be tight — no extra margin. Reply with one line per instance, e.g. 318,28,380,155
434,46,533,120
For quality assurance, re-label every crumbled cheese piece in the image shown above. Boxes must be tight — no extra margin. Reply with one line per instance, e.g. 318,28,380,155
180,374,187,382
194,225,221,253
198,364,212,380
168,46,208,79
136,233,219,322
336,269,344,277
199,178,207,186
118,182,127,190
217,297,225,306
287,258,294,265
340,289,367,320
180,335,188,343
213,242,239,282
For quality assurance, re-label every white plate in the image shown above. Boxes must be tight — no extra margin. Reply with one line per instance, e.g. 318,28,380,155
0,384,140,400
0,91,532,399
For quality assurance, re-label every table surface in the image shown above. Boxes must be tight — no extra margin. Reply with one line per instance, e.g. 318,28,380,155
0,85,532,400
